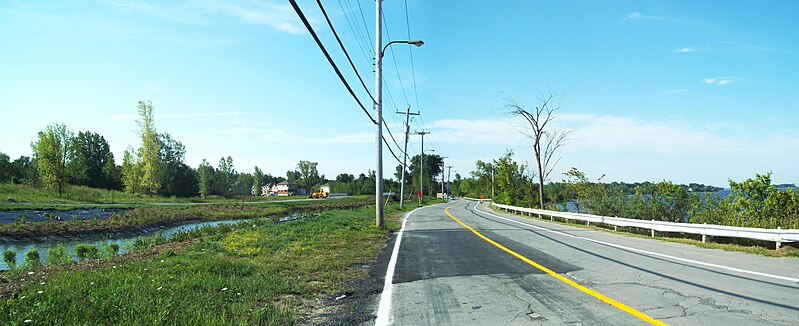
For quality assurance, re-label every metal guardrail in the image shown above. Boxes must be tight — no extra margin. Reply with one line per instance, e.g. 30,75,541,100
466,199,798,249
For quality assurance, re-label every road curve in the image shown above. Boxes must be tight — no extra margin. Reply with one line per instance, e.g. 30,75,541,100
376,199,799,325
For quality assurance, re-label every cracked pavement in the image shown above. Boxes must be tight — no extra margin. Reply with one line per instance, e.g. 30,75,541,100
379,200,799,325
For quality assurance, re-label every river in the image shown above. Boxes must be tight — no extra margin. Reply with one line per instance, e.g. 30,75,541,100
0,218,251,270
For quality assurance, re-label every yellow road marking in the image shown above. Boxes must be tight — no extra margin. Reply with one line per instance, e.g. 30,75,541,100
445,206,667,326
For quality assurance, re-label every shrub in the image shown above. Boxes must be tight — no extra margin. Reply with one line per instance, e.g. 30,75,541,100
103,243,120,259
47,244,73,265
75,244,99,261
24,249,40,269
130,232,168,251
3,249,17,269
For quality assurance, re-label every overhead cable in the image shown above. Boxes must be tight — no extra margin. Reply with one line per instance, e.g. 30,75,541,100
289,0,376,124
316,0,375,103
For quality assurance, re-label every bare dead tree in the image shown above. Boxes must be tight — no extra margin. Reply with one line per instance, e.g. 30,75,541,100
507,93,571,209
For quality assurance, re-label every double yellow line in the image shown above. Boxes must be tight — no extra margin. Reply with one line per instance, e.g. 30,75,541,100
444,206,667,326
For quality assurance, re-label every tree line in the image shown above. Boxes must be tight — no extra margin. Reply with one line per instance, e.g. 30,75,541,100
1,100,451,199
449,149,798,229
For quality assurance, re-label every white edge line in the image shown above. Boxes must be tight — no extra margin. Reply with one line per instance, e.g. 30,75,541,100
472,201,799,284
375,206,422,326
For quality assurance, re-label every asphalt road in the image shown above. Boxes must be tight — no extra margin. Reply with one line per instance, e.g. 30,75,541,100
375,199,799,325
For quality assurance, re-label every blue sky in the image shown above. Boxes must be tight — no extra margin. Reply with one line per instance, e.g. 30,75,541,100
1,0,797,187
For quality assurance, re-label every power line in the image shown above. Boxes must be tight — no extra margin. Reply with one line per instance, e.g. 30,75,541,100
316,0,374,103
337,0,372,64
404,0,421,111
420,115,448,157
382,11,410,105
354,0,373,51
382,134,403,165
382,117,404,157
288,0,376,125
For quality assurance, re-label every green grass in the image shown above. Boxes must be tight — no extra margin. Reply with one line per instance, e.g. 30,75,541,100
0,196,376,237
0,201,414,325
489,204,799,258
0,183,333,210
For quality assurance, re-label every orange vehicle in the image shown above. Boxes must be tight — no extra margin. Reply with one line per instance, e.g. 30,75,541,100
309,191,329,199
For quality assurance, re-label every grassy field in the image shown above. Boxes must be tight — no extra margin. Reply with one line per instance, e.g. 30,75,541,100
0,200,424,325
0,183,319,210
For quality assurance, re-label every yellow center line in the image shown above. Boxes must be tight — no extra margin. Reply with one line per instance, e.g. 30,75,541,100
444,206,667,326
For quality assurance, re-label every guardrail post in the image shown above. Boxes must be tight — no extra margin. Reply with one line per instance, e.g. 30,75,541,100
586,221,590,226
613,225,618,231
650,220,655,237
702,223,707,243
776,227,782,250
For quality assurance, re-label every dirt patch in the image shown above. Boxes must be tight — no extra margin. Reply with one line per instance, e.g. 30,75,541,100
299,211,406,325
0,239,198,299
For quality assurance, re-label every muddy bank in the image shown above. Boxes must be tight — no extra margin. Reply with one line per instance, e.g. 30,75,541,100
0,209,123,224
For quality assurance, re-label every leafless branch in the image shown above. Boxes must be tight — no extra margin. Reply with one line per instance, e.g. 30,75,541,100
505,92,569,209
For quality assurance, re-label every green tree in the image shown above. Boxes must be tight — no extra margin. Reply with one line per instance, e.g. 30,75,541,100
68,131,115,189
136,100,163,194
296,160,322,195
286,170,301,183
198,159,214,197
31,123,73,197
121,146,140,194
253,166,264,196
215,156,235,197
11,155,37,186
158,133,193,196
407,154,443,196
493,150,528,206
235,173,254,196
0,152,11,182
101,155,122,190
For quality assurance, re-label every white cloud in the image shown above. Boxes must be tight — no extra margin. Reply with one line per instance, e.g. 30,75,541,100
105,0,305,35
313,132,373,144
623,12,722,32
419,114,799,184
624,12,664,21
703,77,743,86
660,89,690,96
111,111,248,122
205,1,306,35
673,47,696,53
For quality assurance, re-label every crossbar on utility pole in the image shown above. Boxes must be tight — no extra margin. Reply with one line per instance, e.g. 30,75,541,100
414,130,429,205
397,107,419,209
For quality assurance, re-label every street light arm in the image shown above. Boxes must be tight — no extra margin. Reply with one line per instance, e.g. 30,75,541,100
381,40,425,57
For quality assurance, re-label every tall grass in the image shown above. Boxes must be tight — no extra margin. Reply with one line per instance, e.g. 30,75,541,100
1,183,345,209
0,202,412,324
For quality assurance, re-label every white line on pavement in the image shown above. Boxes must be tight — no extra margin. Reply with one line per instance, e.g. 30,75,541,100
375,206,423,326
471,201,799,284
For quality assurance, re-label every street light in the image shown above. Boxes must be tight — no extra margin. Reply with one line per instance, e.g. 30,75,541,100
374,1,424,227
382,40,424,54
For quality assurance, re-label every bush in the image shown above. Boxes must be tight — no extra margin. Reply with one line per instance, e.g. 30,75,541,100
47,244,73,265
129,232,168,251
24,249,40,269
74,244,99,261
102,243,120,259
3,249,17,269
